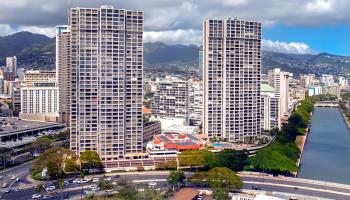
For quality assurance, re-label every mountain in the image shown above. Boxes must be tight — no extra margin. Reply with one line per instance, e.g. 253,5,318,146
0,31,55,69
0,31,350,76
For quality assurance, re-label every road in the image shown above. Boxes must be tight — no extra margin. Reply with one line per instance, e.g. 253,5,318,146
2,164,350,200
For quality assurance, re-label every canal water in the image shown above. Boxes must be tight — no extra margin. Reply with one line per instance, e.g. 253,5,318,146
298,107,350,184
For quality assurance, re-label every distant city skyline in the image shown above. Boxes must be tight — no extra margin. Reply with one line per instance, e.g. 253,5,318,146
0,0,349,55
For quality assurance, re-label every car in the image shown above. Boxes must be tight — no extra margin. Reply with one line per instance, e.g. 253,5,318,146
148,182,157,187
4,188,10,193
0,175,3,180
89,184,98,189
32,194,42,199
104,177,112,181
73,179,80,183
15,178,20,182
91,187,100,191
11,175,16,180
78,178,89,184
63,180,70,186
45,185,56,191
92,178,99,182
43,195,53,199
251,185,261,190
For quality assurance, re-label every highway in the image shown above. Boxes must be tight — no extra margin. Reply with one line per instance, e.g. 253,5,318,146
2,163,350,200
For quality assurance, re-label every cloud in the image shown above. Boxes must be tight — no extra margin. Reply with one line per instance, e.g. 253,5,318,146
144,29,201,45
262,39,315,54
0,24,55,37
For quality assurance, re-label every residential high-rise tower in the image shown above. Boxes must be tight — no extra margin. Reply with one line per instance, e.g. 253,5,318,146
203,18,261,142
69,5,144,163
56,25,71,126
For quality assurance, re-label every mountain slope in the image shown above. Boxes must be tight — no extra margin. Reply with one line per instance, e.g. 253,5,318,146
0,31,349,76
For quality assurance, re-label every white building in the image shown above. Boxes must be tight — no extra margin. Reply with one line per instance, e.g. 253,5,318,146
188,79,203,126
320,74,334,86
261,84,280,130
20,83,59,122
203,18,261,142
151,76,189,120
6,56,17,80
299,74,316,88
268,68,291,118
308,86,323,96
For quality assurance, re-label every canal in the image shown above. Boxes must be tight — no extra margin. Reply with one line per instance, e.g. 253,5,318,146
298,107,350,184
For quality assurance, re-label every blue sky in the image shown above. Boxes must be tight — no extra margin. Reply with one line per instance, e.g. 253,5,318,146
264,24,350,56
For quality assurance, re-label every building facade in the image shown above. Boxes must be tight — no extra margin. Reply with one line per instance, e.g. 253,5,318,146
56,25,71,126
69,5,144,163
268,68,291,118
20,83,59,122
188,79,203,126
151,77,189,120
24,70,56,85
6,56,17,81
261,84,280,130
203,18,262,142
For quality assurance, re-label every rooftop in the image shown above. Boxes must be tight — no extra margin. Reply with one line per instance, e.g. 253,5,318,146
0,117,64,137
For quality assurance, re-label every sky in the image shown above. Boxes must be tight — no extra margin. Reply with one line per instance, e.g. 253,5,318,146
0,0,350,55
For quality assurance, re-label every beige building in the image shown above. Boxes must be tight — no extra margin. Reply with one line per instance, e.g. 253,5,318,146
56,25,71,126
24,70,56,85
69,5,144,163
268,68,291,118
20,83,59,122
261,84,280,130
151,77,189,121
203,18,261,142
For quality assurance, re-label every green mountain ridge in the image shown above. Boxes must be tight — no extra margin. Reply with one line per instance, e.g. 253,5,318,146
0,31,349,76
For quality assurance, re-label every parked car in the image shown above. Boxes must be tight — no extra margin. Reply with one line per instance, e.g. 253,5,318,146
32,194,42,199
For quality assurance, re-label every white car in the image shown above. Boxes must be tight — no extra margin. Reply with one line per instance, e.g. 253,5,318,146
0,175,3,180
32,194,42,199
92,178,99,182
11,175,16,180
104,177,112,181
89,184,98,189
91,187,100,191
148,182,157,187
73,179,80,183
78,179,89,184
45,186,56,191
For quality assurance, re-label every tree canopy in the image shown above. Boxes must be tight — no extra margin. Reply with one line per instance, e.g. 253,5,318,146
80,150,102,170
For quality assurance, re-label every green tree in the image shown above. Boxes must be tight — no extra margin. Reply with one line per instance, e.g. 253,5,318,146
32,146,77,179
64,159,80,173
98,176,114,198
212,187,230,200
116,186,138,200
138,188,164,200
211,149,248,171
80,150,102,170
35,183,44,194
206,167,243,191
187,171,208,187
29,137,53,154
167,170,186,190
178,149,214,168
0,147,14,169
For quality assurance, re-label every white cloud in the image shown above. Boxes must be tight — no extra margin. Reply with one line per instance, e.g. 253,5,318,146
223,0,249,6
262,39,315,54
0,23,55,37
144,29,202,45
0,24,15,36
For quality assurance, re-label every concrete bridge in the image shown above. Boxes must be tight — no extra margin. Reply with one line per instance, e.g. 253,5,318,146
315,101,339,107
